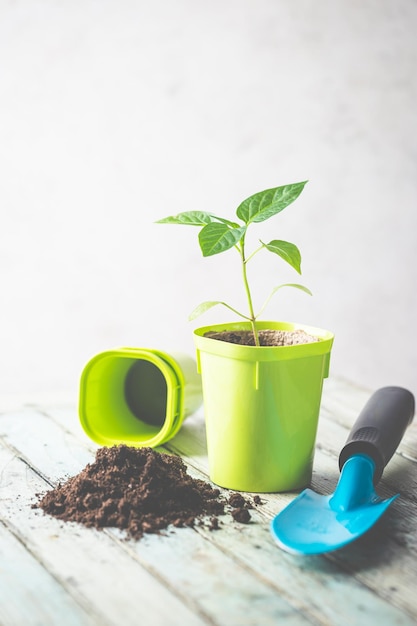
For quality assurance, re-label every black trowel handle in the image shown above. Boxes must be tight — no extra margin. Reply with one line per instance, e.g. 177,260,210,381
338,386,415,484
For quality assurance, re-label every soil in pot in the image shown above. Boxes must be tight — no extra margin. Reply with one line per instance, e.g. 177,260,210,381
32,445,259,539
205,328,319,346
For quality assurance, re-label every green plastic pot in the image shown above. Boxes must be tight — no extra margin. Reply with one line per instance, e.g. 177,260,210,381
79,348,202,447
194,321,334,493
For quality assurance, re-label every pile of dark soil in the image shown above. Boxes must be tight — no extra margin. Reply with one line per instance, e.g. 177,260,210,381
205,329,319,346
33,446,258,539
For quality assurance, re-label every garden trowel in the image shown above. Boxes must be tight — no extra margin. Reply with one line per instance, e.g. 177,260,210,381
270,386,415,555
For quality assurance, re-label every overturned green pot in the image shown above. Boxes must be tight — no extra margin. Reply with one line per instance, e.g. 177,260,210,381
194,321,334,493
79,349,202,448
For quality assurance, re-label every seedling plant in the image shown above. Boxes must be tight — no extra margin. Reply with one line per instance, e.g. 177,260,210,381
157,181,312,347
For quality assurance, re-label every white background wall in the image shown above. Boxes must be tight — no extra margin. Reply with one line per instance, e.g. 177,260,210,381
1,0,416,401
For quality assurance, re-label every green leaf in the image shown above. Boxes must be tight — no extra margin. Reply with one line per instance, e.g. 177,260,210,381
156,211,213,226
262,239,302,274
189,301,224,320
189,300,250,321
256,283,312,318
210,215,241,228
236,181,307,224
278,283,312,297
198,223,246,257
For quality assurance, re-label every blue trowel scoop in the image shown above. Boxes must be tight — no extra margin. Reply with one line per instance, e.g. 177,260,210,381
271,387,415,555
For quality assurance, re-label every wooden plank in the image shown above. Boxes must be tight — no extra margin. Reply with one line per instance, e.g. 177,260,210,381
314,409,417,497
0,522,96,626
121,527,314,626
171,451,417,623
0,454,209,625
193,512,416,626
161,384,417,622
42,396,417,621
0,420,315,626
0,447,212,626
3,402,417,624
321,379,417,462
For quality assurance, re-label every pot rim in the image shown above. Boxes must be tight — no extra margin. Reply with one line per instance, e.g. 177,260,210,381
193,320,334,363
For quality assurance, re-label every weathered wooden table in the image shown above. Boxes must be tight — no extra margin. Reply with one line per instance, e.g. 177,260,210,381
0,377,416,626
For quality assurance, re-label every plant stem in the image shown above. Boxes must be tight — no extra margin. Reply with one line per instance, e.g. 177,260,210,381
239,235,260,347
244,243,263,265
218,302,252,321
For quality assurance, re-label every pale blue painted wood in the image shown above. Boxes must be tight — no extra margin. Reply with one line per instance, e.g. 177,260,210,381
1,378,416,625
0,445,211,626
0,432,312,625
0,522,96,626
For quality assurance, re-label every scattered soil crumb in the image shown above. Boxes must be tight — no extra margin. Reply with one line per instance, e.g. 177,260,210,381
228,492,247,508
228,491,256,524
209,517,220,531
253,495,263,505
33,446,254,540
231,508,251,524
205,329,319,346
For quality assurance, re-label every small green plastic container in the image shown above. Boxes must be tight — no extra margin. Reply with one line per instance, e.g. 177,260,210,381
194,321,334,492
79,348,202,448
